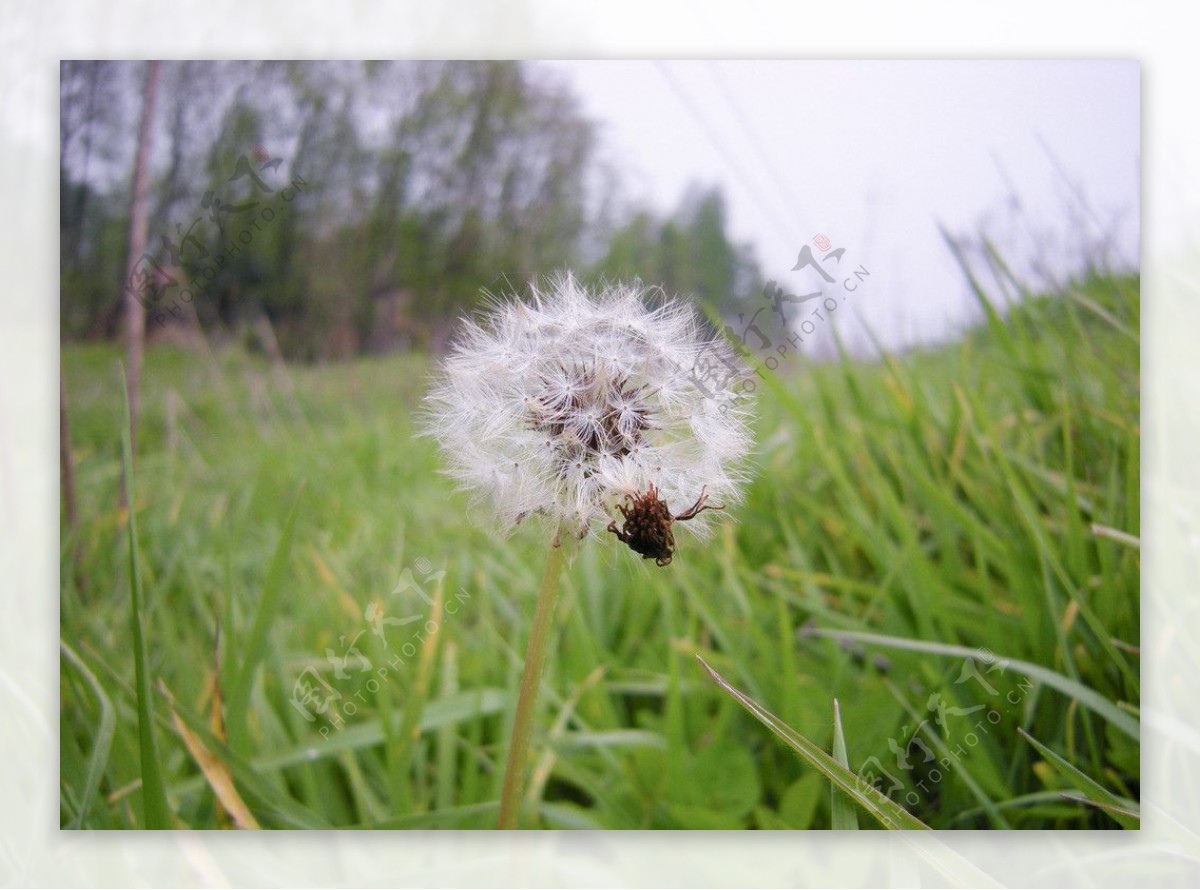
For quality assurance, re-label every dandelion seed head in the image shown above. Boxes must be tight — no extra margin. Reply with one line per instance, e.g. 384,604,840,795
424,274,755,544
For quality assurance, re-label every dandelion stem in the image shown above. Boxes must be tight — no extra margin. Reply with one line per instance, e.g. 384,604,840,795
497,533,567,829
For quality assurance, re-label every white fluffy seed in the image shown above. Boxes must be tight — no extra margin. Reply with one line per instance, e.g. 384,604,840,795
423,274,755,540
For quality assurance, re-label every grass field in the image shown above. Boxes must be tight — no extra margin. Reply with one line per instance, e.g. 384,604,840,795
59,268,1140,829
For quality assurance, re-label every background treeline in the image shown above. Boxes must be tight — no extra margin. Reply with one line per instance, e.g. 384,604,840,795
60,60,763,361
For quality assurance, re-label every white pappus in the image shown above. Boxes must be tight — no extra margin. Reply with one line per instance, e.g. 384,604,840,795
423,274,755,564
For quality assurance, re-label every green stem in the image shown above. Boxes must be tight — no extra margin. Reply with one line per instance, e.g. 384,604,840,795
497,534,567,829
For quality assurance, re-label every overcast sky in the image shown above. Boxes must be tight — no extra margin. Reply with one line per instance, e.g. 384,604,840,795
547,60,1140,355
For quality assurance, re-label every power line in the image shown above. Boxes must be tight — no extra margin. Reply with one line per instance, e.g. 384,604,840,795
653,61,802,246
705,61,808,234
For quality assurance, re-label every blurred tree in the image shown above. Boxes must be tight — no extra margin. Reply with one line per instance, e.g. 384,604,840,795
394,62,598,325
681,186,740,308
60,61,136,338
59,61,761,361
590,183,762,318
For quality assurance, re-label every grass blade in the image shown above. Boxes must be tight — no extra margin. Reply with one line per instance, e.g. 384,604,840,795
120,365,173,829
161,681,261,829
226,483,305,753
168,688,511,797
697,656,929,830
391,572,444,812
807,628,1139,742
162,689,332,829
1061,792,1143,823
60,642,116,829
829,699,858,830
1018,727,1139,828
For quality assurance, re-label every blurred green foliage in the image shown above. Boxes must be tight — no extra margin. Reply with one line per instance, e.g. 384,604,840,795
60,61,761,359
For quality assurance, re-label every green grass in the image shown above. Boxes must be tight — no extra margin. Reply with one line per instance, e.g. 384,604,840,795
59,268,1139,829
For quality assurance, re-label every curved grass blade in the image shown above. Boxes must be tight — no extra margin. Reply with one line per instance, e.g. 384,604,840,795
1018,727,1139,829
168,688,511,799
1061,792,1142,823
61,642,116,829
697,656,929,830
120,365,172,829
160,681,261,829
162,688,332,829
829,699,858,830
952,789,1084,824
807,628,1139,742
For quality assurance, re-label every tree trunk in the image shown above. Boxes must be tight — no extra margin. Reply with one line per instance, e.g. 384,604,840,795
122,60,162,468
